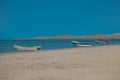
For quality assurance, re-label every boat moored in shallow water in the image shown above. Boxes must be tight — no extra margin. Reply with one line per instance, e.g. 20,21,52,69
72,41,94,47
13,45,41,51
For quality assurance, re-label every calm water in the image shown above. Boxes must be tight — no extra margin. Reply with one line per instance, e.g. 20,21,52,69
0,39,120,53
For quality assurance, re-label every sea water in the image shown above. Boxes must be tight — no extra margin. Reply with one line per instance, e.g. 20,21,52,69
0,39,120,53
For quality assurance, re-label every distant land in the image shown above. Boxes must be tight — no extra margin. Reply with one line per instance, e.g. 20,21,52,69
15,33,120,40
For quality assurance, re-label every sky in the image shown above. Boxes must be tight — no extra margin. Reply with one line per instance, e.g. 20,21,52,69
0,0,120,39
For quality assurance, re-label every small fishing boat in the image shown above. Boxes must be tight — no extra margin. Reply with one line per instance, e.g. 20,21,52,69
13,45,41,51
72,41,94,47
95,39,110,45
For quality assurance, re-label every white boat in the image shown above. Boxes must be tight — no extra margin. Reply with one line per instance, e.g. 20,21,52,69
72,41,94,47
72,41,80,44
75,44,93,47
13,45,41,51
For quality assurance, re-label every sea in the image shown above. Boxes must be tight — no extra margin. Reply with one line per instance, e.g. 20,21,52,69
0,39,120,54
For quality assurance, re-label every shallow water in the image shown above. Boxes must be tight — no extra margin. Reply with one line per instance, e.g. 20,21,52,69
0,39,120,53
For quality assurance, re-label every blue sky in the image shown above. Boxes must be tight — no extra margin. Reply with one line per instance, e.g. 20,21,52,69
0,0,120,39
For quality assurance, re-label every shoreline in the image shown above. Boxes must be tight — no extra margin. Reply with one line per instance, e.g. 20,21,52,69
1,44,120,55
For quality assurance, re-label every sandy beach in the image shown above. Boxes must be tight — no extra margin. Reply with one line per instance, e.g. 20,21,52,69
0,45,120,80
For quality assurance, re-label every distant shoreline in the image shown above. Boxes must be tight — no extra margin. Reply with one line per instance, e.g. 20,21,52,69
15,38,120,40
15,33,120,40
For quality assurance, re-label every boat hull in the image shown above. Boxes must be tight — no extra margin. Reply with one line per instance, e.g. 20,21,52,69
75,44,93,47
13,45,41,51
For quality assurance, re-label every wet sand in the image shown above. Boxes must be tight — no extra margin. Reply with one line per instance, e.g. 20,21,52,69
0,45,120,80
